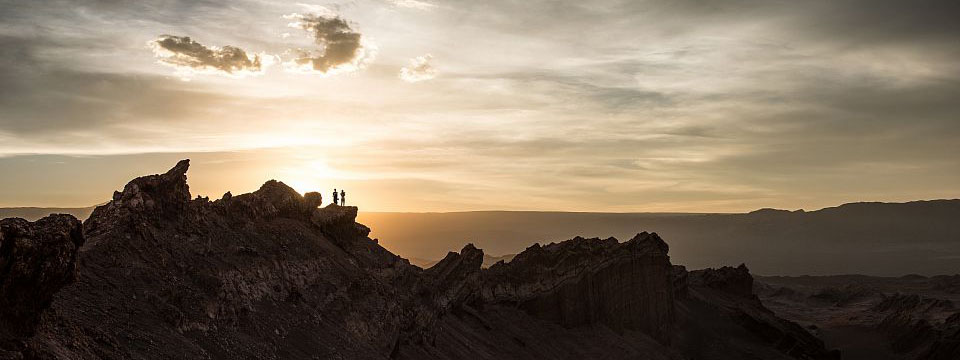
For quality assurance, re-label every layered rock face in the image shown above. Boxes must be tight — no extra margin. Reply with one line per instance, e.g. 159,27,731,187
2,160,837,360
0,215,83,354
480,234,675,343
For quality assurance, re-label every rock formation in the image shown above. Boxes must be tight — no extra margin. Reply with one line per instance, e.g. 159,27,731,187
0,160,841,359
0,214,84,357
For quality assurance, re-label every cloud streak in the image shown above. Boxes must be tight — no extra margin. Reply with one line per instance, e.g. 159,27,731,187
149,35,272,78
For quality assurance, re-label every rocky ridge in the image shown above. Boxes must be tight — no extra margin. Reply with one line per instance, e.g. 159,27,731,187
1,160,838,359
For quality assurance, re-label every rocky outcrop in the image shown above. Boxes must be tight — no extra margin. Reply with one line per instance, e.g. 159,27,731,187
84,159,190,238
17,160,415,359
1,160,836,360
480,233,675,343
677,265,839,360
687,263,754,298
0,214,83,354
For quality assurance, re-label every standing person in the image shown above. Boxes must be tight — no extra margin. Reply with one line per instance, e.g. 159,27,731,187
340,189,346,206
332,189,339,206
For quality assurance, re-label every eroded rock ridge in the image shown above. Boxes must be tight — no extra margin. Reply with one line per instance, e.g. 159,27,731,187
1,160,838,360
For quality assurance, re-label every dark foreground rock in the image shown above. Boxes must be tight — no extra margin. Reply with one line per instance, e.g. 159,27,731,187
2,160,838,359
0,214,84,357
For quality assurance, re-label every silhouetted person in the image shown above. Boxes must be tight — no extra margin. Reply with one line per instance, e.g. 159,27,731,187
340,189,346,206
332,189,339,206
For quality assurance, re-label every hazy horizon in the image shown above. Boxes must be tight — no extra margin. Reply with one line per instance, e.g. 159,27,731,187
2,178,956,215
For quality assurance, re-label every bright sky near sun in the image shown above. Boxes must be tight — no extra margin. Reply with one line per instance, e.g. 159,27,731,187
0,0,958,212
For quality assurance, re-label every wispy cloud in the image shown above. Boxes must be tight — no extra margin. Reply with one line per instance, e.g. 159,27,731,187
400,54,437,82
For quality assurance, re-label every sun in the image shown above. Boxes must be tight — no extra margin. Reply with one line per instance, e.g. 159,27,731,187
280,159,339,195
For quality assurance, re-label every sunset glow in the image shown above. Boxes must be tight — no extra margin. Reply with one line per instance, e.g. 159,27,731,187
0,0,957,212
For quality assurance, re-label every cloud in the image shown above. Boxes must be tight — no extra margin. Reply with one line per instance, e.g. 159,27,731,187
388,0,437,10
149,35,273,78
399,54,437,82
283,13,375,75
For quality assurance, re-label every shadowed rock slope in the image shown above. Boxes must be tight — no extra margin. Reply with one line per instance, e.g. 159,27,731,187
2,160,836,359
0,215,83,357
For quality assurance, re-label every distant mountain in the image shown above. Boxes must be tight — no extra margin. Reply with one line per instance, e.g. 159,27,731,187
359,200,960,276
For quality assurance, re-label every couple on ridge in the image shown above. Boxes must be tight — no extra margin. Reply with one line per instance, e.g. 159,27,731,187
332,189,346,206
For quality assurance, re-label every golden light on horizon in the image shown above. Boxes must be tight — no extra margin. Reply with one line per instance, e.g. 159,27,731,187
0,0,956,214
275,159,341,196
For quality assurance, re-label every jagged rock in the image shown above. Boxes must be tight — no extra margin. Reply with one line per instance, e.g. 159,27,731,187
688,264,754,298
83,159,191,238
0,214,83,349
311,204,370,243
422,244,484,311
480,233,675,343
226,180,316,220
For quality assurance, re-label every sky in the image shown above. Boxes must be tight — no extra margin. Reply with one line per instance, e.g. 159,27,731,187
0,0,958,212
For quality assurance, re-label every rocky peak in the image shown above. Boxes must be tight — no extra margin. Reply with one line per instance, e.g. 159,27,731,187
225,180,317,220
688,264,755,298
421,244,484,310
311,204,369,243
481,235,676,343
85,159,192,236
625,231,670,254
115,159,190,211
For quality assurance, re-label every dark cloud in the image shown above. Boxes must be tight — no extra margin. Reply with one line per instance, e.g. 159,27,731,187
150,35,268,77
285,13,373,74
